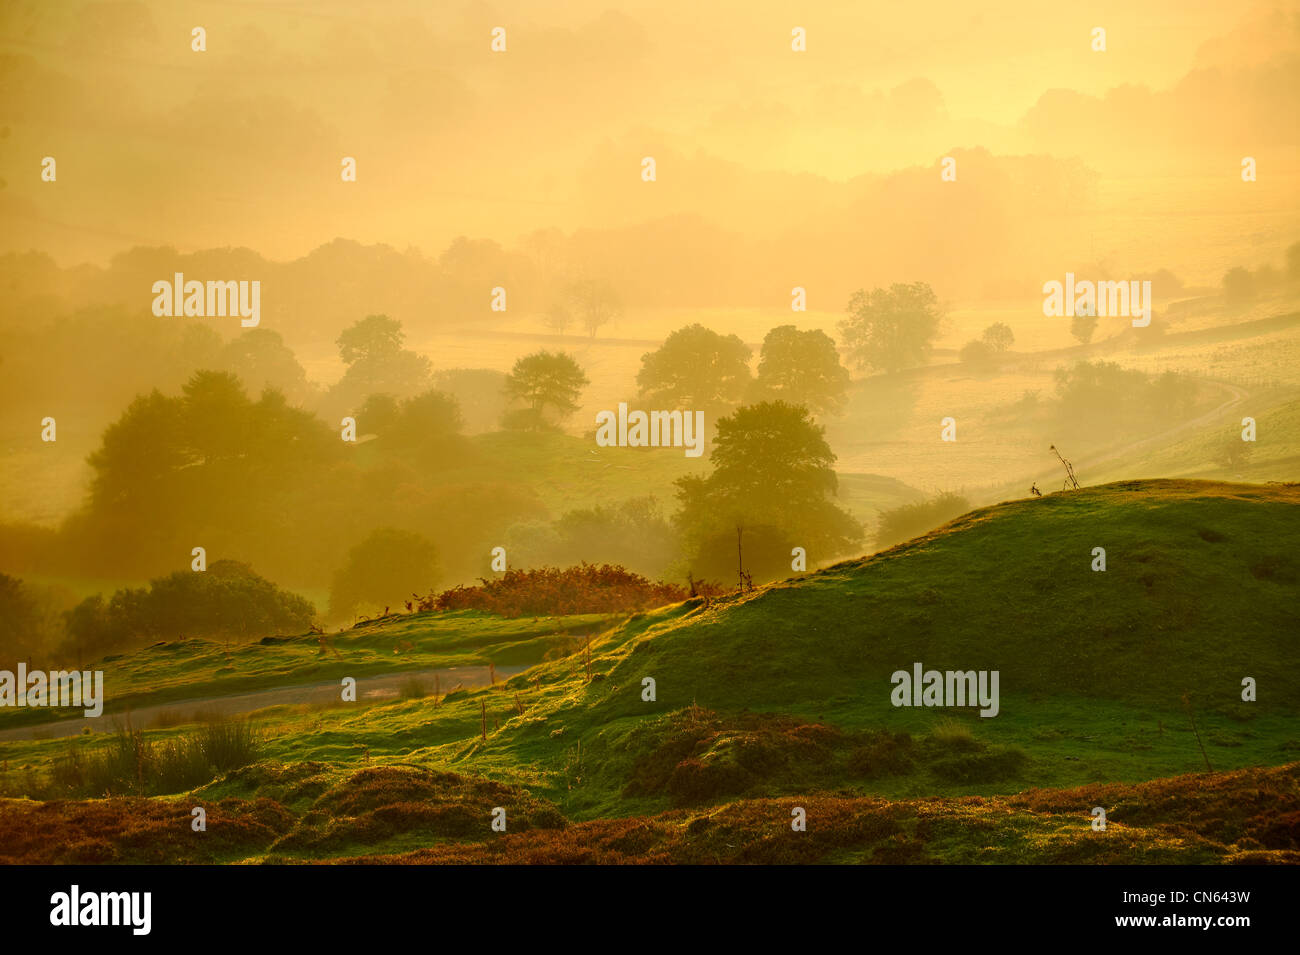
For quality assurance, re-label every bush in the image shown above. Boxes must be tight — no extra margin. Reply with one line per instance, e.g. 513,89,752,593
51,720,261,797
1052,361,1198,440
929,746,1027,784
848,731,915,779
922,721,1025,783
425,563,723,618
959,339,994,365
329,528,439,620
62,561,315,660
198,719,260,773
982,322,1014,352
874,493,971,550
928,718,980,752
1222,266,1256,307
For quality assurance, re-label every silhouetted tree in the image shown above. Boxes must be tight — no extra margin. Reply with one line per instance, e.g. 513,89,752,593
356,393,402,436
84,371,340,572
503,351,589,428
329,528,439,620
334,314,432,399
1070,311,1098,345
565,279,622,338
544,302,572,335
220,328,312,403
674,401,860,582
637,324,752,415
751,325,850,415
839,282,943,374
982,322,1014,352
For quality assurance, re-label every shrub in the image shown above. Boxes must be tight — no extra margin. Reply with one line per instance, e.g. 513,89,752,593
929,746,1027,784
959,339,993,365
63,561,315,660
199,719,260,773
424,563,723,618
329,528,439,620
929,718,978,751
50,720,260,797
848,731,915,779
874,493,971,550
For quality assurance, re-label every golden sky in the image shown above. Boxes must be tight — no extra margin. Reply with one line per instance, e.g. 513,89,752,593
1,0,1296,282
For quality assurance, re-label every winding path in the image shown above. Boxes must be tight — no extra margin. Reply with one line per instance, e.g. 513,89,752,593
0,664,528,743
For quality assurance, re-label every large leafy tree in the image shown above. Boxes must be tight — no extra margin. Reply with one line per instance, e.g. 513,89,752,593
839,282,943,374
674,401,861,582
337,313,406,365
503,350,589,429
220,328,312,403
637,323,752,415
84,371,340,572
381,389,469,466
334,314,432,400
751,325,850,415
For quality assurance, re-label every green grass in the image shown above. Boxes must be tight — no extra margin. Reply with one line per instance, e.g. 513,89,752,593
2,479,1296,861
0,610,613,728
396,479,1298,817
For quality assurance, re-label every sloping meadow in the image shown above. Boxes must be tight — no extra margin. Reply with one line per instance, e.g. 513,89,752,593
2,480,1296,862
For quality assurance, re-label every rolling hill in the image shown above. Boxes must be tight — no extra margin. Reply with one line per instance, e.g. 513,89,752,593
2,479,1296,862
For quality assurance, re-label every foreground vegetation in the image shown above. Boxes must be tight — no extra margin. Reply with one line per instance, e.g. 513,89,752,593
1,762,1294,864
1,481,1296,863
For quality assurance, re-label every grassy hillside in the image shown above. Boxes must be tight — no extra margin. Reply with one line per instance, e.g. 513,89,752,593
590,479,1300,715
429,479,1300,817
2,479,1296,862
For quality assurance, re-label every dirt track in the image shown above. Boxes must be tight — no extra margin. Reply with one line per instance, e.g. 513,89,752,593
0,664,527,742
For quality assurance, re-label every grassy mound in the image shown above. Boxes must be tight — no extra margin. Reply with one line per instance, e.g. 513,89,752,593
2,480,1296,862
0,795,294,864
266,764,566,857
577,480,1299,718
443,480,1299,813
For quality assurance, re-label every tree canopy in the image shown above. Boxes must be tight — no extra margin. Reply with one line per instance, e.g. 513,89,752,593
503,350,589,428
63,560,315,661
329,528,439,619
332,314,432,404
674,401,861,581
637,323,752,414
839,282,943,374
751,325,850,415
